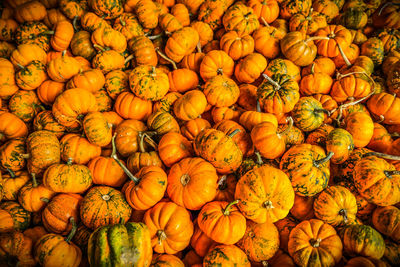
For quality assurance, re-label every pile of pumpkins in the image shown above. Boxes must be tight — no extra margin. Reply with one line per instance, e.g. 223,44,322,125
0,0,400,266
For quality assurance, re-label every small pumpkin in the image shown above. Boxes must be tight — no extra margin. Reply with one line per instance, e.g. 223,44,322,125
0,201,31,232
0,231,36,266
203,244,250,267
326,128,354,164
60,134,101,165
291,97,326,132
344,111,374,148
372,206,400,243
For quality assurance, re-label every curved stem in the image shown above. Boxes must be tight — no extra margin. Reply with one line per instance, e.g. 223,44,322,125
42,30,55,35
217,175,227,190
262,74,281,89
339,209,348,223
93,44,106,52
6,168,15,178
314,151,334,167
146,33,163,40
384,170,400,178
223,200,239,215
196,42,202,53
379,2,400,15
65,217,77,243
31,173,38,188
157,230,167,245
124,54,134,64
278,116,293,136
305,36,330,43
337,42,351,67
111,134,140,184
72,16,78,32
142,132,158,151
365,151,400,161
155,48,177,70
256,100,261,113
255,151,263,165
311,63,315,74
228,129,240,138
260,17,270,27
138,132,146,153
40,198,49,203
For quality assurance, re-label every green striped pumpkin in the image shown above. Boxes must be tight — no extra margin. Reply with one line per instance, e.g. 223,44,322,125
88,222,152,267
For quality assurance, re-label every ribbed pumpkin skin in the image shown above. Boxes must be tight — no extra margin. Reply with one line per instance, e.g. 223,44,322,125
0,112,28,140
88,222,152,267
0,138,26,172
280,144,330,197
203,244,250,267
88,156,127,187
194,129,243,174
0,201,31,232
0,230,36,266
341,224,385,259
292,97,325,132
83,112,112,147
353,156,400,206
43,162,93,194
372,206,400,243
235,165,295,224
151,254,184,267
80,186,132,230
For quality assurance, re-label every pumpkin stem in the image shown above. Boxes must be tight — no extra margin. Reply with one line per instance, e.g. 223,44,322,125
124,54,134,64
309,238,322,248
93,44,106,52
31,173,38,188
311,63,315,74
256,100,262,112
20,153,30,159
278,116,293,136
66,158,73,165
157,230,167,245
339,209,348,223
146,33,163,40
6,168,15,178
217,175,227,190
260,17,270,27
180,174,191,186
314,151,334,167
16,63,25,69
110,134,140,184
263,200,275,209
223,200,239,215
65,217,77,243
119,17,126,26
138,132,146,153
305,36,330,43
378,2,400,15
142,132,158,151
262,74,281,89
337,42,351,67
155,47,177,70
366,151,400,161
255,151,263,165
228,129,240,138
384,170,400,178
40,198,49,203
262,261,268,267
72,16,78,32
196,41,202,53
42,30,55,35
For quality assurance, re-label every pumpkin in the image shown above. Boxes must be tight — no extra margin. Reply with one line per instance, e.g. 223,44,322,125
70,31,96,60
67,69,105,94
314,25,352,57
313,185,357,226
173,90,207,121
42,193,82,235
89,0,123,19
212,105,243,124
197,0,229,30
331,72,371,103
167,157,218,210
203,75,239,107
122,162,167,211
234,53,267,83
60,134,101,165
43,8,67,28
88,155,127,187
181,118,211,141
203,245,250,267
26,130,60,175
248,0,279,24
367,92,400,125
43,159,93,194
345,257,389,267
14,1,47,23
214,119,252,156
344,112,374,148
82,112,112,147
37,80,64,105
354,156,400,207
47,54,81,83
288,219,343,267
0,18,18,42
49,21,73,52
0,41,15,59
9,90,42,122
194,128,242,174
326,128,354,164
151,254,184,267
129,65,169,101
361,37,384,66
383,240,400,266
280,31,321,66
143,201,194,254
252,24,282,60
128,36,158,67
15,60,47,90
80,186,131,230
235,165,294,223
290,195,315,220
0,231,36,266
0,201,31,232
1,171,30,201
341,224,385,259
280,144,331,196
300,65,333,96
88,222,152,267
237,221,279,262
291,97,326,132
0,112,28,140
59,0,87,19
190,220,217,257
222,2,259,35
280,0,312,19
91,27,127,54
104,70,129,99
92,49,125,73
15,22,52,52
164,26,199,63
289,10,327,35
251,120,288,159
372,206,400,243
114,13,144,40
0,58,19,99
18,173,56,212
200,50,234,80
52,88,98,128
219,31,254,61
134,0,160,29
0,139,26,173
258,74,300,115
302,57,336,76
34,220,82,267
10,44,46,67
